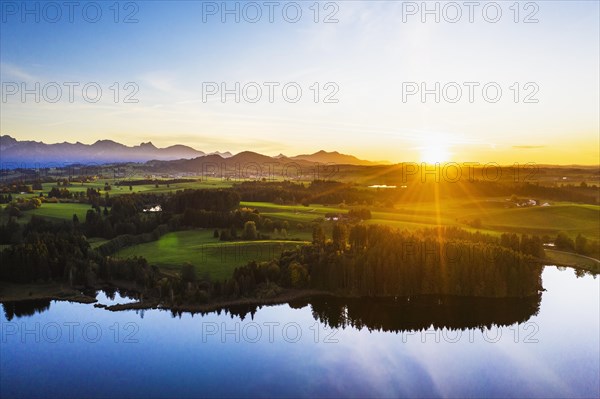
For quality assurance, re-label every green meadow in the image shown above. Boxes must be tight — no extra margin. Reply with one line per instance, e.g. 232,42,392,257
9,197,595,240
11,177,234,200
243,199,600,239
3,193,598,280
1,203,92,224
545,249,600,272
115,229,308,281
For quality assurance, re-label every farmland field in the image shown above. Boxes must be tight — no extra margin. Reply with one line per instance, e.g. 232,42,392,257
11,203,92,224
243,199,600,240
9,177,235,201
4,196,597,242
115,229,309,281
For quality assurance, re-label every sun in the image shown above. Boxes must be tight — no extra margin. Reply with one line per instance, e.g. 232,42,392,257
420,144,450,164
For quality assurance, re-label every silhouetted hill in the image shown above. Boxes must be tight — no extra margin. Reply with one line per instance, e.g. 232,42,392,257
0,135,204,164
0,136,389,167
292,150,390,166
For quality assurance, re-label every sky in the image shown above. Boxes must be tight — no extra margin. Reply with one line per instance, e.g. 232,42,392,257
1,0,599,164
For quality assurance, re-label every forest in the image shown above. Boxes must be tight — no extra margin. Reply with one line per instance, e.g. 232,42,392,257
0,179,596,310
215,225,544,301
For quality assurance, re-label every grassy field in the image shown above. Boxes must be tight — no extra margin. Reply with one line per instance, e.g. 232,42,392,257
243,199,600,239
476,204,600,239
3,196,594,239
545,249,600,272
3,195,598,280
8,177,598,240
6,203,93,224
115,229,309,281
10,177,234,201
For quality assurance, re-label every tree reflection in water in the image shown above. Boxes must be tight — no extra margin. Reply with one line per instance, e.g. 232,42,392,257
2,292,541,333
2,299,51,321
167,294,541,333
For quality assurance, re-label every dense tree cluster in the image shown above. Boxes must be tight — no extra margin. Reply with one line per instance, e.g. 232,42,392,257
0,217,20,244
0,230,91,283
500,233,544,258
48,187,72,199
224,225,544,299
2,198,42,217
167,189,240,213
0,183,33,194
117,178,196,186
555,232,600,259
0,214,162,289
347,208,372,220
97,256,159,288
0,194,13,204
0,176,593,313
181,209,235,229
180,207,260,230
232,180,598,206
233,181,308,204
218,260,283,298
233,180,373,206
83,193,169,238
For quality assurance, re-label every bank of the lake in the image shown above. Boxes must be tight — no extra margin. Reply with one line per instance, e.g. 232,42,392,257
544,249,600,273
1,266,598,398
0,282,97,304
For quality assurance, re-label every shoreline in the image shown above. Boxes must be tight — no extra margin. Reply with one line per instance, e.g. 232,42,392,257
101,289,334,313
0,282,98,304
1,263,593,313
1,280,545,314
0,281,334,312
542,250,600,273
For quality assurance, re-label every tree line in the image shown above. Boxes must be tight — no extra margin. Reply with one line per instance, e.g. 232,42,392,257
231,180,599,206
212,225,544,300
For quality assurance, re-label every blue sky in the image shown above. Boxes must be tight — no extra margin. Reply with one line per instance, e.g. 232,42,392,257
1,1,599,163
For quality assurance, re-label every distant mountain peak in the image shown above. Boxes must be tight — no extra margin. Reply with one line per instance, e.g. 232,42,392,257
235,150,260,156
292,150,388,166
93,139,120,146
209,151,233,158
1,137,205,164
0,136,390,167
0,135,17,143
0,135,18,151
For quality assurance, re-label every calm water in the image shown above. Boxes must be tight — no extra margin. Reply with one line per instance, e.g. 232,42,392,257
1,266,598,398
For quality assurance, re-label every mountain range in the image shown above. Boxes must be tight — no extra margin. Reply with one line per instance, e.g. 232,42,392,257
291,150,387,165
0,135,387,166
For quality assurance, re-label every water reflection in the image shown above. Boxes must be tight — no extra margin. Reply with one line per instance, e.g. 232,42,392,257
2,299,51,321
305,295,541,332
2,292,542,333
1,288,142,321
0,266,597,399
160,293,540,333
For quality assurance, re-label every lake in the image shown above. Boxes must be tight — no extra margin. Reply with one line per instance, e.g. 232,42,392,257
1,266,598,398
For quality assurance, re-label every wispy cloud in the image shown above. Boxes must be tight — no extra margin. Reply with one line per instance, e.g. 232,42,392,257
0,62,37,81
139,71,175,92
